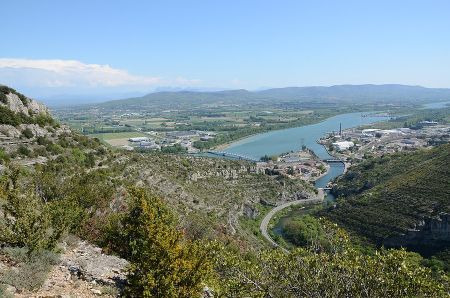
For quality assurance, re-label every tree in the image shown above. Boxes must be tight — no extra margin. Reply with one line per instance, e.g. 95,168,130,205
103,187,214,297
0,169,69,254
211,222,449,297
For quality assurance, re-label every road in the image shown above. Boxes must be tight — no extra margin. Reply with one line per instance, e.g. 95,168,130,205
259,189,324,252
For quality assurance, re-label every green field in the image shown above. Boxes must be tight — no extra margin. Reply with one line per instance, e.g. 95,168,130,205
88,131,147,140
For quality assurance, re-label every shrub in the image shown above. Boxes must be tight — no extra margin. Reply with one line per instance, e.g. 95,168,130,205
36,136,50,146
16,93,28,106
0,247,59,291
46,143,63,155
33,146,48,157
0,148,10,163
0,92,8,104
22,128,34,139
1,188,54,252
17,145,31,157
0,106,22,126
35,113,55,127
0,285,14,298
102,187,214,297
211,230,450,297
0,171,74,254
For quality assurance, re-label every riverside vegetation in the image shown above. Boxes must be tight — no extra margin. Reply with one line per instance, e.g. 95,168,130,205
0,87,449,297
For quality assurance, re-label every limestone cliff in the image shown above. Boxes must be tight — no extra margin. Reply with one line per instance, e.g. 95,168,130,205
384,213,450,256
0,86,48,116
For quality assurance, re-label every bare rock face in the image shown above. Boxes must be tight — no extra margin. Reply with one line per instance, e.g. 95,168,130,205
60,240,129,287
27,96,49,115
188,164,255,181
0,124,21,138
384,213,450,253
243,203,259,219
2,93,48,116
19,124,50,137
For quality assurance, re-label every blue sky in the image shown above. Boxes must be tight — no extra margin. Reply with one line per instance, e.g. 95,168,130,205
1,0,450,98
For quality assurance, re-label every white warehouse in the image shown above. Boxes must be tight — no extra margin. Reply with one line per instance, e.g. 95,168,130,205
332,141,355,151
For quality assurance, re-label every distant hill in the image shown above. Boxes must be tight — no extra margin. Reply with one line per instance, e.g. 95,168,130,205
326,144,450,257
98,84,450,109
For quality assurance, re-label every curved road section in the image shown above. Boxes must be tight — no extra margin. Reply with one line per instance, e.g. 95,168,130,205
260,189,324,252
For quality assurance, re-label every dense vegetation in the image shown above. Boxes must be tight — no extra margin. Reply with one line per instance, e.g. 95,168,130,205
327,144,450,263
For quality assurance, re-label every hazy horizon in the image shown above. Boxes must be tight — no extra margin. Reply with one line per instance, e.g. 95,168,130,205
2,0,450,102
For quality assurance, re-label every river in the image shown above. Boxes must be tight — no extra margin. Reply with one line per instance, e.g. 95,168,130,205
219,104,443,246
221,111,389,242
224,112,386,160
223,111,388,192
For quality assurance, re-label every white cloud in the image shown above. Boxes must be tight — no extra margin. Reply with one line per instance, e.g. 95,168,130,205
0,58,162,88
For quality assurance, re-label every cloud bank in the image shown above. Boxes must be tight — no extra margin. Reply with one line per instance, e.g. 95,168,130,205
0,58,201,98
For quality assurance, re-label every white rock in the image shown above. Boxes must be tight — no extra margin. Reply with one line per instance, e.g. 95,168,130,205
91,288,102,295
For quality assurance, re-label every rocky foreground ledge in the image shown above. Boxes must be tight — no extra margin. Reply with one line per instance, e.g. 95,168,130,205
4,239,128,297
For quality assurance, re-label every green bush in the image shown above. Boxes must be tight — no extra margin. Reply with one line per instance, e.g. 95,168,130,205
0,285,14,298
36,136,51,146
282,215,325,248
102,187,214,297
35,113,55,127
0,148,10,163
22,128,34,139
0,92,8,104
46,143,64,155
0,170,74,253
0,247,59,291
17,145,32,157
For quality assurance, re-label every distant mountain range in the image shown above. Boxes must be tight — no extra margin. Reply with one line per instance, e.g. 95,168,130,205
97,84,450,109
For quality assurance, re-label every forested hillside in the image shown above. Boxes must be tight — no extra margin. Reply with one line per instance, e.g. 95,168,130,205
328,144,450,259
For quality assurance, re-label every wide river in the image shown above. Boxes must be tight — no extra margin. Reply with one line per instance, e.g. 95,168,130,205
219,102,446,243
223,111,388,189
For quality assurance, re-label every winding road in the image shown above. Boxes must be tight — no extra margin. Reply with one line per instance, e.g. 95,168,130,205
259,189,324,252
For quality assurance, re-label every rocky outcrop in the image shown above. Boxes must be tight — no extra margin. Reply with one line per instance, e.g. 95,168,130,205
1,238,128,298
18,123,50,137
1,92,48,116
384,213,450,255
188,165,255,181
243,203,259,219
0,124,21,138
59,240,129,287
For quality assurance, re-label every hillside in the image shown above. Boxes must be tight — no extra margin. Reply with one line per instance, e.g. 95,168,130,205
1,87,449,297
99,84,450,109
327,144,450,257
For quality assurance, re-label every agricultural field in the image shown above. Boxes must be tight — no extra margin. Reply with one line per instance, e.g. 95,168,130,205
88,132,148,146
53,95,430,151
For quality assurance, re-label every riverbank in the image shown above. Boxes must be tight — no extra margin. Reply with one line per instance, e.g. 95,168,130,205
213,133,260,151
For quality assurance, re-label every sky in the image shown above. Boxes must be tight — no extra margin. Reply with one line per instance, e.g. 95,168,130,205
1,0,450,101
